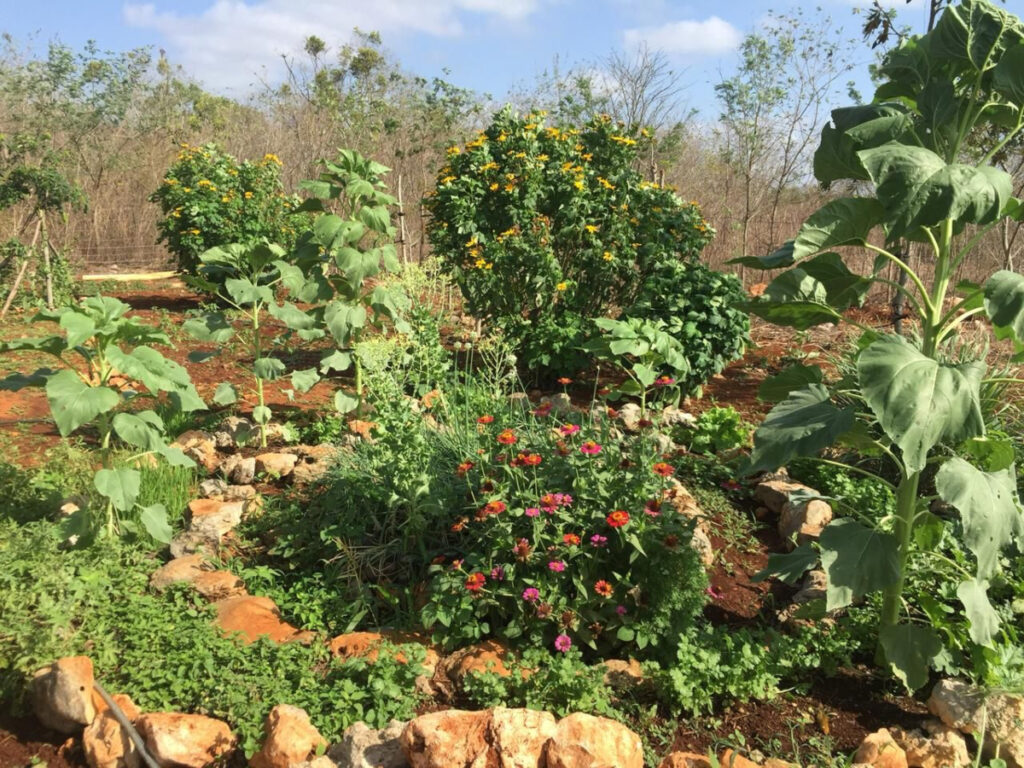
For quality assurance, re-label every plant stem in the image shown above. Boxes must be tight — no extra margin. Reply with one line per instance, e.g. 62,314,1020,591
878,470,921,653
252,304,267,448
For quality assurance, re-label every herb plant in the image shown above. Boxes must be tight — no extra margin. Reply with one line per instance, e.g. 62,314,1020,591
743,0,1024,689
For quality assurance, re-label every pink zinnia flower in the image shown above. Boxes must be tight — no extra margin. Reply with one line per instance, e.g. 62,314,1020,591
589,534,608,547
522,587,540,602
580,441,602,455
524,507,541,518
554,634,572,652
491,566,506,581
654,375,675,387
548,560,566,572
644,499,663,517
559,424,581,436
616,605,627,616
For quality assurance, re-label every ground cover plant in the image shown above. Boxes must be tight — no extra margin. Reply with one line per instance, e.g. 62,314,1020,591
743,0,1024,690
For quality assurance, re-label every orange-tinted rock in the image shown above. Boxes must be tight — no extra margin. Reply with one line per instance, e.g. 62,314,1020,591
545,712,644,768
137,712,236,768
720,749,763,768
172,431,219,473
249,705,327,768
213,596,314,644
891,722,969,768
753,480,809,515
779,499,832,544
255,453,298,477
83,695,140,768
329,631,439,675
187,499,244,538
400,709,491,768
31,656,96,734
854,729,909,768
490,707,556,767
660,753,714,768
443,640,512,686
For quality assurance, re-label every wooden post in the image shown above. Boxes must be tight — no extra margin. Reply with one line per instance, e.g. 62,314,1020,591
396,174,409,266
1,218,42,317
38,209,54,309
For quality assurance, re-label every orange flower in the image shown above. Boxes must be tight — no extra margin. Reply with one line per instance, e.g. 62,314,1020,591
456,460,475,476
483,500,507,516
606,510,630,528
562,533,581,546
477,414,494,424
513,538,533,561
451,517,469,532
497,429,518,445
594,580,613,597
653,462,675,477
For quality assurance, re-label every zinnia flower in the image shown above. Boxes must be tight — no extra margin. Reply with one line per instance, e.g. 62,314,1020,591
562,533,581,546
554,634,572,652
654,375,675,387
490,566,506,581
548,560,566,572
522,587,540,602
497,429,517,445
644,499,663,517
607,510,630,528
580,441,602,455
456,460,474,476
465,572,486,592
518,453,542,466
477,414,494,424
594,580,613,597
559,424,580,436
589,534,608,547
482,500,506,516
513,538,533,561
525,507,541,518
557,377,573,385
616,605,627,616
532,403,552,417
653,462,675,477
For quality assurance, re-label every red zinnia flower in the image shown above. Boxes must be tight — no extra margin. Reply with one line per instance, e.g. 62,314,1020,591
654,375,675,387
562,533,581,546
483,500,507,516
497,429,517,445
607,510,630,528
456,460,475,476
513,538,533,561
477,414,494,424
594,580,613,597
465,572,486,592
580,441,602,455
518,452,542,466
557,377,573,385
653,462,675,477
532,403,552,417
559,424,581,436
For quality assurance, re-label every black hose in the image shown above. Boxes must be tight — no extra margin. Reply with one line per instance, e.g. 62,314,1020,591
91,680,161,768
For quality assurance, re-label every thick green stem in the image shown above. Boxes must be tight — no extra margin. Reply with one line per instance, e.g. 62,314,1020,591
252,306,267,448
877,469,922,665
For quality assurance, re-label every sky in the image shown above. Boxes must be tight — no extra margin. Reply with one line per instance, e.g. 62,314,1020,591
4,0,1024,118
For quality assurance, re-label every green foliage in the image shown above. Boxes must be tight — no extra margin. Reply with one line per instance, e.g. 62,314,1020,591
150,143,300,275
584,317,688,409
629,258,749,396
686,407,751,456
423,415,707,657
0,519,423,757
0,296,203,541
425,107,716,375
743,0,1024,689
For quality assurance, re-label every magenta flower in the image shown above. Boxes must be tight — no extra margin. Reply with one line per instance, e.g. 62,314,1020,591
580,440,602,455
559,424,581,436
548,560,566,573
554,634,572,652
589,534,608,547
490,566,506,581
525,507,541,518
615,605,627,616
522,587,540,602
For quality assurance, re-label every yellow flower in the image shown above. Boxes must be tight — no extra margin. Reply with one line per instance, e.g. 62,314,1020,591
524,123,537,131
513,151,527,159
611,135,637,146
497,132,508,142
561,161,575,172
585,224,599,234
581,153,593,162
603,251,613,261
182,187,191,193
164,178,177,186
221,195,231,203
490,182,500,191
441,175,457,184
466,236,478,247
189,228,201,235
573,179,584,190
480,162,498,172
244,191,254,199
556,282,568,292
447,145,461,156
598,177,614,190
536,154,549,162
504,183,516,191
263,153,282,164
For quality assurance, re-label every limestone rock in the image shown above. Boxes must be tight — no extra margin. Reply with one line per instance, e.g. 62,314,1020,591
137,712,236,768
490,707,557,768
778,499,832,545
149,555,207,592
891,721,969,768
198,479,228,499
330,720,406,768
31,656,96,734
255,453,299,478
292,445,338,485
329,631,439,676
752,479,810,515
928,679,985,733
542,392,572,416
250,705,327,768
854,729,909,768
719,750,762,768
793,570,828,604
545,712,644,768
192,571,246,601
400,710,490,768
214,596,315,644
171,431,219,473
169,530,220,559
602,659,645,689
690,527,715,568
212,416,257,449
293,758,336,768
441,640,512,687
222,456,256,485
618,403,643,431
83,695,140,768
186,498,245,539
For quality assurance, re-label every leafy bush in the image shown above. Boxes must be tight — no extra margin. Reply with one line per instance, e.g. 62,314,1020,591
686,407,751,456
425,108,719,375
629,258,749,395
151,143,300,275
422,414,707,657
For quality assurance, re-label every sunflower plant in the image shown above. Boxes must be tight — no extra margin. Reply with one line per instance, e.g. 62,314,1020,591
742,0,1024,690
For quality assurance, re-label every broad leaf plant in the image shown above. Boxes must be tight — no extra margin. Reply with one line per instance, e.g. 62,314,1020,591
0,296,204,542
741,0,1024,689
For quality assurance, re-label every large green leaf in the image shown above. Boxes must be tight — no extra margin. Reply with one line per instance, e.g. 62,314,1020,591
747,270,841,330
112,411,165,451
819,519,900,611
213,382,238,405
931,0,1024,72
291,368,320,393
106,346,192,394
957,578,1001,646
984,270,1024,344
45,370,120,437
858,337,985,472
814,104,914,184
791,199,884,261
879,623,943,691
752,544,819,586
324,303,367,346
994,43,1024,105
267,301,317,331
746,384,856,474
139,503,173,544
94,467,140,512
225,278,273,306
59,312,96,348
253,357,286,381
935,457,1024,579
727,241,796,270
183,313,234,343
799,252,872,310
858,144,1011,239
758,364,823,403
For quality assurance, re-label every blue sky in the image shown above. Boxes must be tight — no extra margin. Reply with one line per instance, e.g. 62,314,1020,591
5,0,1024,117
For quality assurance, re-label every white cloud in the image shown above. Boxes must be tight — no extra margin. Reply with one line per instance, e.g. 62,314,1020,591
123,0,543,93
623,16,742,56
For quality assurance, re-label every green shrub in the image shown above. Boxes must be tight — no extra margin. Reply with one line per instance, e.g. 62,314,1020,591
150,143,300,275
629,258,749,395
425,108,717,375
686,406,751,456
